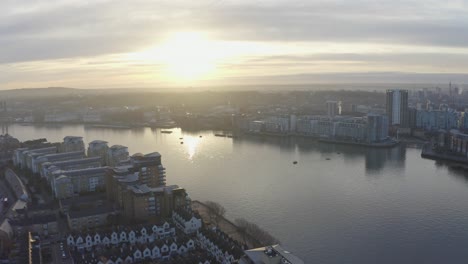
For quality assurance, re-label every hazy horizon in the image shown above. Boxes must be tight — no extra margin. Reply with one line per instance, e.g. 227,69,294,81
2,0,468,89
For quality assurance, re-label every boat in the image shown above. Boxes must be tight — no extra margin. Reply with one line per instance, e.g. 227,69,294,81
199,135,203,138
293,161,298,164
180,142,184,144
326,158,331,160
215,134,226,137
179,137,183,140
161,130,173,134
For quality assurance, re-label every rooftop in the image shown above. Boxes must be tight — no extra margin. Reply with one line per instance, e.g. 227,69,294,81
68,203,115,219
52,166,109,177
37,150,84,160
9,214,57,226
126,184,180,195
60,193,107,207
89,140,108,144
243,245,304,264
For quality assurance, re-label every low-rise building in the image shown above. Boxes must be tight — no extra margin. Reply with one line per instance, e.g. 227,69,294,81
172,208,202,234
67,203,115,231
9,214,58,237
197,228,244,264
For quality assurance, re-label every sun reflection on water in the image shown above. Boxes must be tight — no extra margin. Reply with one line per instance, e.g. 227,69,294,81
184,136,201,160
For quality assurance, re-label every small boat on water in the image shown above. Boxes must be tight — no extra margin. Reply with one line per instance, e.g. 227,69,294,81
161,130,172,134
199,135,203,138
215,134,226,137
326,158,331,160
293,161,298,164
179,137,183,140
180,142,184,144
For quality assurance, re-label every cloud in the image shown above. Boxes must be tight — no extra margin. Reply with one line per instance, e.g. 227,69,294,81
1,0,468,87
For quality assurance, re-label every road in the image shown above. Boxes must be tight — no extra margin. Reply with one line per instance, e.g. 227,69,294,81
50,242,73,264
0,177,16,220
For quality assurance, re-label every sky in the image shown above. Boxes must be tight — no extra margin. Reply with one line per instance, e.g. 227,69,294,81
1,0,468,89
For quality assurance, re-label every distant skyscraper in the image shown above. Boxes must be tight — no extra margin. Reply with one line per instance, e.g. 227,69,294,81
326,101,341,117
386,90,409,127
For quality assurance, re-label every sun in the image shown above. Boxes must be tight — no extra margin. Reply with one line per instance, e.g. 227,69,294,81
159,32,218,82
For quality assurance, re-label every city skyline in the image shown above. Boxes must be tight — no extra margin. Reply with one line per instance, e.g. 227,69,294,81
2,0,468,89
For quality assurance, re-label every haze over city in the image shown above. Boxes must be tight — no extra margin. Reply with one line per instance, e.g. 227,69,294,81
2,0,468,89
5,1,468,264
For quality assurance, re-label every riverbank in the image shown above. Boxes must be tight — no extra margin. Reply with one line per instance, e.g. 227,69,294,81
318,138,399,148
244,131,399,148
192,200,260,249
421,144,468,163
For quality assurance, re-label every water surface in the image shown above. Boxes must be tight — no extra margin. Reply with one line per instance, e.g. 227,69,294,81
7,124,468,263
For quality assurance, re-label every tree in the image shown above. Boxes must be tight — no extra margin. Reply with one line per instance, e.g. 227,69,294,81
235,218,250,245
234,217,279,247
204,201,226,227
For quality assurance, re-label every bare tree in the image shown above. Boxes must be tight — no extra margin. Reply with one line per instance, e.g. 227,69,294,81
235,218,251,246
204,201,226,227
235,218,279,247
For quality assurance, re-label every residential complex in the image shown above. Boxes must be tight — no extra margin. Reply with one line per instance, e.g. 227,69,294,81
1,136,304,263
244,114,390,144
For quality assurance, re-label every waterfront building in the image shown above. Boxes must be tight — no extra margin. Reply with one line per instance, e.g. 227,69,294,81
13,146,57,169
294,114,389,143
446,130,468,158
44,112,80,123
61,136,85,153
333,117,367,141
107,145,130,166
40,156,102,181
82,111,102,123
386,89,409,127
121,184,188,221
105,156,186,221
367,114,389,143
264,116,290,134
87,140,109,163
31,150,85,174
131,152,166,187
416,110,460,131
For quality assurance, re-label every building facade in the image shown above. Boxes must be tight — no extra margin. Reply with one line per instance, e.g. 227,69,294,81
386,89,409,127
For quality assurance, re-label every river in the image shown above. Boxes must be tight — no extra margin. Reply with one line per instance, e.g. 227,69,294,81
7,124,468,263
